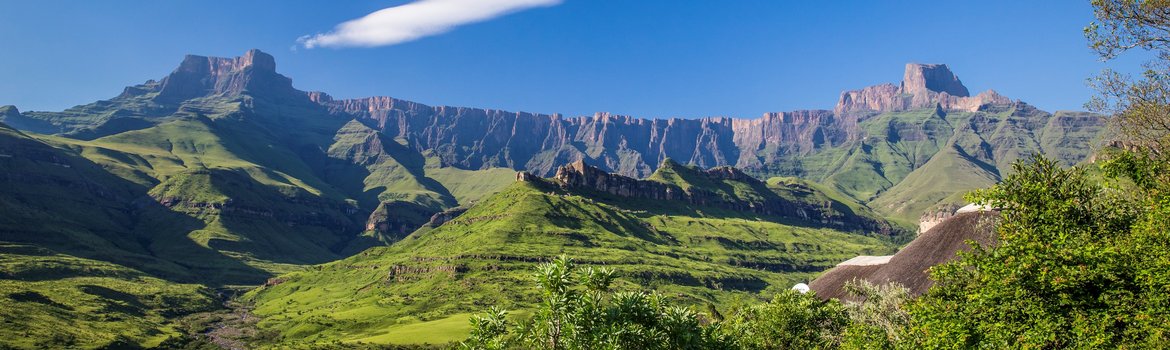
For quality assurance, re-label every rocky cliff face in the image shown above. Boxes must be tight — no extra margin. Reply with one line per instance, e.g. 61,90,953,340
155,49,294,103
918,203,964,234
313,90,859,178
6,50,1053,184
902,63,970,97
308,62,1023,179
364,201,436,241
550,160,682,200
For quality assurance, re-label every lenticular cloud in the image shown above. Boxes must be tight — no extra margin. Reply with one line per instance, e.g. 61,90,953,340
299,0,561,49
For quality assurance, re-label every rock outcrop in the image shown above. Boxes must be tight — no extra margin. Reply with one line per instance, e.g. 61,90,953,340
918,203,963,234
365,201,437,241
549,159,890,233
901,63,970,97
553,159,681,200
426,207,469,228
156,49,294,103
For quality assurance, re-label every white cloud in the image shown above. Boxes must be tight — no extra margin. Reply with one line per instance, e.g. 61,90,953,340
299,0,562,49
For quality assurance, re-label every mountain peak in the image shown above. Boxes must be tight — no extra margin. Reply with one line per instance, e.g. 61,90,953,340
901,63,970,97
156,49,291,103
243,49,276,70
835,63,1007,114
175,49,276,74
0,105,18,117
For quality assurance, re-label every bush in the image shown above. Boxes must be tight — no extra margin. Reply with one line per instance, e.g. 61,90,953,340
721,290,849,350
908,154,1170,348
461,255,731,350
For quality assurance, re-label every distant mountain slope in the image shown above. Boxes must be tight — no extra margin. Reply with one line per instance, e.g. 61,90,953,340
245,163,898,346
0,51,529,348
561,159,892,234
2,51,1107,223
2,51,521,282
308,64,1104,223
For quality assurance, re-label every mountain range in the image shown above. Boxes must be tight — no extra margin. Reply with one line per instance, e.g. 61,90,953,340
0,49,1107,347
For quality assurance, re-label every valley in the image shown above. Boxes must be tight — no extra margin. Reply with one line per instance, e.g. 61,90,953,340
0,49,1107,348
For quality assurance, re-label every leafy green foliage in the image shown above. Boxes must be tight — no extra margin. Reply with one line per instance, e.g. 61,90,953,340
839,281,913,350
908,155,1170,348
463,256,731,350
463,258,928,350
720,290,848,350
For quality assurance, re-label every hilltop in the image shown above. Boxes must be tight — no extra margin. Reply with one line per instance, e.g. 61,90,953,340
244,160,899,346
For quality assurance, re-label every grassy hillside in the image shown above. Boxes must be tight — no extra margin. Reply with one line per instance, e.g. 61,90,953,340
245,177,897,347
0,111,524,347
37,113,517,277
765,106,1107,223
424,157,518,206
868,147,1000,227
0,243,217,349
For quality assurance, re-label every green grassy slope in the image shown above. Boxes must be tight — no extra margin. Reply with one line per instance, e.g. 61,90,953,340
41,112,517,276
42,116,365,276
323,120,457,211
0,122,231,282
819,108,952,202
245,177,896,347
862,106,1107,223
868,147,1001,226
0,107,529,348
0,243,217,349
749,105,1105,223
424,158,517,206
0,124,227,349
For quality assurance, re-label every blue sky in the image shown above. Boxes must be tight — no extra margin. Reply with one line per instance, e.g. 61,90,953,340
0,0,1150,118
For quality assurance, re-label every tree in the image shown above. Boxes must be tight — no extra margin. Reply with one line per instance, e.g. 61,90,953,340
1087,0,1170,152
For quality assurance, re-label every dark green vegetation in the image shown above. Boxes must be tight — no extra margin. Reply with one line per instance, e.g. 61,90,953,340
908,154,1170,347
